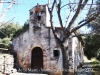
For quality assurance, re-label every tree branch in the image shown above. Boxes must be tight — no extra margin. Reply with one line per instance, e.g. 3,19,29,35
0,17,15,27
72,33,93,37
65,1,74,28
66,0,83,30
74,31,84,46
67,0,88,31
71,12,100,33
65,10,73,28
92,20,100,26
61,3,97,9
55,0,66,35
49,9,62,42
0,17,15,37
51,0,56,12
0,30,7,36
81,0,88,9
48,0,56,33
88,0,93,14
0,0,15,23
49,0,62,43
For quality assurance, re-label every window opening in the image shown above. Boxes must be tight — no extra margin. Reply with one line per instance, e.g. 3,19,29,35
53,50,59,57
37,16,41,21
30,11,33,15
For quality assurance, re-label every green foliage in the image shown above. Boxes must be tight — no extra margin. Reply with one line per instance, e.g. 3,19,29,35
0,22,22,39
87,14,100,33
90,60,100,64
0,38,11,49
0,22,22,50
23,20,29,30
0,20,29,50
83,35,100,59
13,20,29,37
90,60,100,69
12,28,23,38
86,0,100,60
87,0,100,34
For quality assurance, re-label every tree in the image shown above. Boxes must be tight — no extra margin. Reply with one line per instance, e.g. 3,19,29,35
0,0,16,49
12,20,29,37
23,19,29,31
84,0,100,60
0,37,11,49
83,35,100,59
87,0,100,34
48,0,100,75
0,0,16,23
0,22,22,38
0,22,22,50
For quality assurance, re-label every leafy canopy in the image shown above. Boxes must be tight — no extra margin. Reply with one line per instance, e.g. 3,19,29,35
0,22,22,49
83,35,100,59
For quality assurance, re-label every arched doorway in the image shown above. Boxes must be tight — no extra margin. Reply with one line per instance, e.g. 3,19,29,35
31,47,43,69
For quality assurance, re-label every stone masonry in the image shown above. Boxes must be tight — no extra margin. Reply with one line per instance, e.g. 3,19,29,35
0,54,17,74
12,4,84,75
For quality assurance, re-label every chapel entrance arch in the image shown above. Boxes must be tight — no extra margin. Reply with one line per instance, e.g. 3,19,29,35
31,47,43,69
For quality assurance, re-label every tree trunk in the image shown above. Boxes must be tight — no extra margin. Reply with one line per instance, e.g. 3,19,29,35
56,38,69,75
62,48,69,75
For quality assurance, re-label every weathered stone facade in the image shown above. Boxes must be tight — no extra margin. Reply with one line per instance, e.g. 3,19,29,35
0,54,17,74
12,4,84,75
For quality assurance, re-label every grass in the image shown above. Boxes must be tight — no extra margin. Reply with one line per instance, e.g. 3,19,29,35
83,56,100,75
90,60,100,67
90,60,100,75
90,59,100,64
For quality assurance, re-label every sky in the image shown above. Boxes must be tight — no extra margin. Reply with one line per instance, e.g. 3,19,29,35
0,0,97,33
1,0,49,25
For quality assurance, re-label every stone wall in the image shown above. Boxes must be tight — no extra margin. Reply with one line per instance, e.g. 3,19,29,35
12,26,62,75
12,4,84,75
67,36,84,74
12,5,63,75
72,37,84,72
0,54,17,74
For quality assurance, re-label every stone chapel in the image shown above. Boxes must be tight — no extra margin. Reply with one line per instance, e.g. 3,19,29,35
12,4,84,75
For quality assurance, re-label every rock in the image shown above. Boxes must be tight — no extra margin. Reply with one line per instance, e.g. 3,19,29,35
0,54,17,74
0,72,3,75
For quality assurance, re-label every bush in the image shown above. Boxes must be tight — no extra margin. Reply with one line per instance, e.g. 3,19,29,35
12,20,29,38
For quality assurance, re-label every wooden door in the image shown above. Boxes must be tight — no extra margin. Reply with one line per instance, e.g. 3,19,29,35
31,47,43,69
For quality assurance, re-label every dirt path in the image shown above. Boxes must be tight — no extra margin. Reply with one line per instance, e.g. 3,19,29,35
77,62,93,75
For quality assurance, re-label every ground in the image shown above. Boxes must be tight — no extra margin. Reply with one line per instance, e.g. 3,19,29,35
0,62,100,75
1,72,46,75
77,56,100,75
0,54,100,75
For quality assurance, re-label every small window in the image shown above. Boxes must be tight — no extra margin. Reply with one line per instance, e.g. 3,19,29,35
53,50,59,57
30,11,33,15
37,16,41,21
